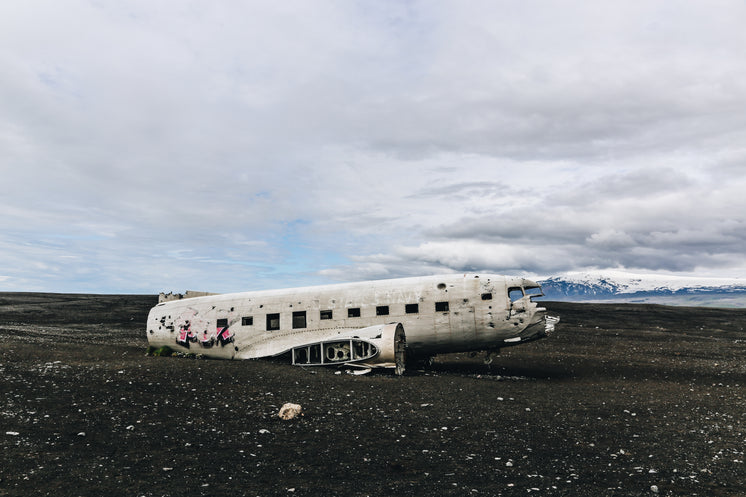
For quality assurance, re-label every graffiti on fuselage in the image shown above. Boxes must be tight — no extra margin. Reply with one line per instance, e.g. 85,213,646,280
176,325,197,347
176,325,234,348
174,308,235,349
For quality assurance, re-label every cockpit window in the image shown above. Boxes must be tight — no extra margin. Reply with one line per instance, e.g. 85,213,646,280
508,287,524,302
524,286,543,297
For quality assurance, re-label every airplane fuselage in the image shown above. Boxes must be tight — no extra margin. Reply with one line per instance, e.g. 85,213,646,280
146,273,558,371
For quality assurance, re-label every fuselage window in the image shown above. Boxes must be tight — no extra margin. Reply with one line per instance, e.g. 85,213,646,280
241,316,253,326
481,293,492,300
435,301,449,312
320,310,333,320
405,303,419,314
217,318,228,328
376,305,389,316
292,311,307,329
267,313,280,331
348,308,361,318
508,287,524,302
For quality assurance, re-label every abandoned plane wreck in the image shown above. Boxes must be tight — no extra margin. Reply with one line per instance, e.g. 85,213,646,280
146,273,559,374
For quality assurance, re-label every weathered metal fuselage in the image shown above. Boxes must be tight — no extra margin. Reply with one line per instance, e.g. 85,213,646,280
146,273,558,373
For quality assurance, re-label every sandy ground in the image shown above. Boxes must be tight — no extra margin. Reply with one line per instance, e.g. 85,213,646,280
1,293,745,496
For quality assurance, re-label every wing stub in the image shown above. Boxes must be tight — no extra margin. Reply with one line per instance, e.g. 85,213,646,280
291,339,378,366
290,322,406,375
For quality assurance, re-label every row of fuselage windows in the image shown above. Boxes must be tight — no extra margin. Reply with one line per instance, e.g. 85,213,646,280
229,296,495,331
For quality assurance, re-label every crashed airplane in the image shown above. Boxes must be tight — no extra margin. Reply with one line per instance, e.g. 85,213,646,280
146,273,559,374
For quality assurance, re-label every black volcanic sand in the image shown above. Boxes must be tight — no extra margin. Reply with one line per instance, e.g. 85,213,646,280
1,294,745,496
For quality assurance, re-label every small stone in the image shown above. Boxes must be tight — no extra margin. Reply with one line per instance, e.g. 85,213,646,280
278,403,302,420
650,485,659,493
77,432,86,437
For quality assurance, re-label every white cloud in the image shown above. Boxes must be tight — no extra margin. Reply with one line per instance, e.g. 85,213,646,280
1,1,745,292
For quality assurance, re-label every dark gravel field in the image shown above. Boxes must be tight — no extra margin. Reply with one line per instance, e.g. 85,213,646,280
1,293,745,496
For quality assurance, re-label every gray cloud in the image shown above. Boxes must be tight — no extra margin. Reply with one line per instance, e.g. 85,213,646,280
1,1,745,292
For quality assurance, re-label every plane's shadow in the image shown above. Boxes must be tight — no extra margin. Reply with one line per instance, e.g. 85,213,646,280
405,360,574,380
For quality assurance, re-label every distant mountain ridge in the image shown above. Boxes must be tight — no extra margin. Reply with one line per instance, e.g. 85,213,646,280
538,271,746,308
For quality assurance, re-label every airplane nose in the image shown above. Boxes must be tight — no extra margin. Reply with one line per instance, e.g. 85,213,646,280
513,311,559,344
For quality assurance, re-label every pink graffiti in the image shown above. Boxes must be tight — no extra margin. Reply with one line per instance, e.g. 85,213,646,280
176,325,234,349
176,325,197,348
216,327,234,346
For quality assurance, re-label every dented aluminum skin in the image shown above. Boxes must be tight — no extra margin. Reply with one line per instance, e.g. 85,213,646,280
146,273,558,374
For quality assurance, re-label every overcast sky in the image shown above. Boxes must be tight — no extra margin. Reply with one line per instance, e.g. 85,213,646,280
2,1,745,294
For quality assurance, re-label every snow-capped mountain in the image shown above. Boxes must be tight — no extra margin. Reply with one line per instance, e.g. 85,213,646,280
538,270,746,307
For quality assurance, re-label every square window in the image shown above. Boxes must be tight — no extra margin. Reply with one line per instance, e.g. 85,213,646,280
241,316,253,326
481,293,492,301
405,303,419,314
292,311,307,329
376,305,389,316
266,313,280,331
320,310,333,320
216,318,228,328
435,301,449,312
348,308,361,318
